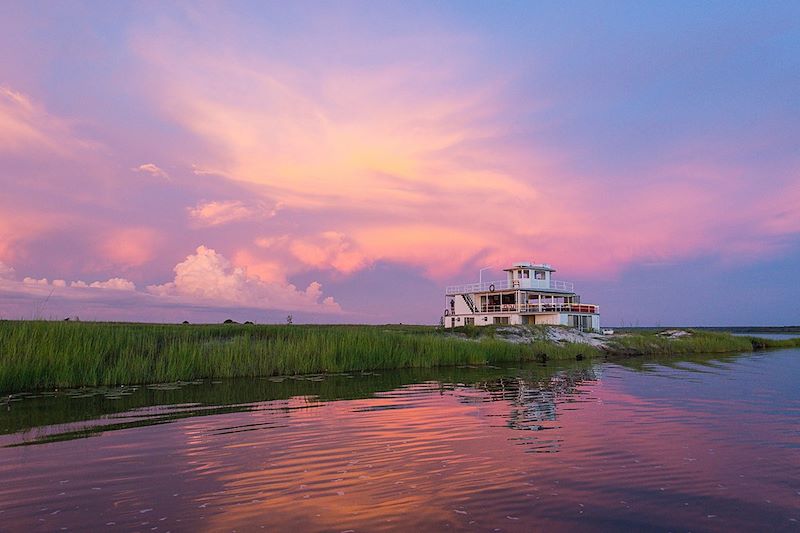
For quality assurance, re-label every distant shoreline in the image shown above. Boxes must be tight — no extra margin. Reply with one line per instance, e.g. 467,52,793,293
1,321,798,395
611,326,800,333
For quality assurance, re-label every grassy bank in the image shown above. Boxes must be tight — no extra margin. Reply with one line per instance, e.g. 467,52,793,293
608,329,800,355
0,321,596,394
1,321,797,394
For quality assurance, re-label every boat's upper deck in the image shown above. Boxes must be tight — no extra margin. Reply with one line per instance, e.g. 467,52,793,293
445,278,575,296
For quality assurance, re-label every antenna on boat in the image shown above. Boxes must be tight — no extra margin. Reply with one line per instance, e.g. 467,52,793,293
478,266,493,285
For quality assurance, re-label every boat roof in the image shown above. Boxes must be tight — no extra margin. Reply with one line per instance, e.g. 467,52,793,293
502,262,556,272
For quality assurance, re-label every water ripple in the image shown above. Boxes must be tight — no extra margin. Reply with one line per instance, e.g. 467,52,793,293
1,351,799,531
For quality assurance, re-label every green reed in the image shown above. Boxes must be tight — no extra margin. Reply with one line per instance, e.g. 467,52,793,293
0,321,597,393
2,321,795,394
608,329,800,355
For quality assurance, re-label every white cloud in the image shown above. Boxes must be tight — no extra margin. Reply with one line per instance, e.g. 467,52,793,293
0,248,338,315
133,163,170,179
3,270,137,292
89,278,136,291
147,245,339,312
67,278,135,290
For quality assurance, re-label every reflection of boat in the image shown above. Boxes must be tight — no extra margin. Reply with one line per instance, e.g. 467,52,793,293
464,368,598,442
444,261,600,331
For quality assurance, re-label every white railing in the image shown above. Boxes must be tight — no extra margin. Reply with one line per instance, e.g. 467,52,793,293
446,279,574,295
478,303,599,314
446,279,511,294
548,280,574,291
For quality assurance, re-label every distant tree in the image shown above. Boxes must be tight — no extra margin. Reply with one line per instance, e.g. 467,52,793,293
244,320,254,325
182,320,190,325
224,318,236,324
286,314,293,325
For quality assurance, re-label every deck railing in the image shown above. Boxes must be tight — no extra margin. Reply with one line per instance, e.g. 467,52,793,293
478,303,599,314
445,279,574,295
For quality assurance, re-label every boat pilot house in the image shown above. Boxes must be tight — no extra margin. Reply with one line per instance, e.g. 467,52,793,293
443,262,600,331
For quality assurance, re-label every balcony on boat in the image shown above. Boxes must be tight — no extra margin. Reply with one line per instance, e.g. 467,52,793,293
445,278,575,296
479,302,599,314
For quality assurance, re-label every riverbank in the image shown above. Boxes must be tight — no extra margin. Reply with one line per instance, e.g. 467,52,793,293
1,321,798,394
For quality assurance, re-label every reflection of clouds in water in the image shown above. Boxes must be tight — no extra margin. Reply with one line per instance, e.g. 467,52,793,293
2,355,800,531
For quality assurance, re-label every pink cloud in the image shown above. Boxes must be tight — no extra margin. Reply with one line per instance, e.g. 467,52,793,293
96,227,162,270
289,232,367,274
133,163,170,180
147,245,340,312
0,86,92,156
187,200,277,227
230,249,285,284
0,9,798,326
125,21,800,285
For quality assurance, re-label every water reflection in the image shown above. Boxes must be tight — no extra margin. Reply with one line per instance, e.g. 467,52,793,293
1,351,799,531
1,363,597,447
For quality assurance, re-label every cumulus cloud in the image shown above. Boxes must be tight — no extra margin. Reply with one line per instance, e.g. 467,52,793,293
86,278,136,291
0,258,136,294
147,245,339,311
0,247,339,317
16,276,137,291
133,163,170,179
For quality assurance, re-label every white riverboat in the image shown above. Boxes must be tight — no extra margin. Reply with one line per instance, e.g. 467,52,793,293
443,262,600,331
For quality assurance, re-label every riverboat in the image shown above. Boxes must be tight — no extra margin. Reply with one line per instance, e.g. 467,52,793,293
443,262,600,331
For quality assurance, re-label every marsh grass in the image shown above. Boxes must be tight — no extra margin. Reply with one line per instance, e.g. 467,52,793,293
1,321,795,394
0,321,597,393
608,329,800,355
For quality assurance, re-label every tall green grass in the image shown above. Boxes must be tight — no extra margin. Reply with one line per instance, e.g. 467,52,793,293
608,329,800,355
0,321,598,393
2,322,795,394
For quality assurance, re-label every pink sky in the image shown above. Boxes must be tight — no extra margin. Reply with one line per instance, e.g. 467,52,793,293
1,2,799,324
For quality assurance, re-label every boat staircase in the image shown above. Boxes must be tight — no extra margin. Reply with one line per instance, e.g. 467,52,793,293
461,294,478,313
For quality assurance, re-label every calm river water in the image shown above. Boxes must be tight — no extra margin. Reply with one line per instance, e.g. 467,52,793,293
1,349,799,532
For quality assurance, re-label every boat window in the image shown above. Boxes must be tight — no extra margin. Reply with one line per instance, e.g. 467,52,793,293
523,270,530,278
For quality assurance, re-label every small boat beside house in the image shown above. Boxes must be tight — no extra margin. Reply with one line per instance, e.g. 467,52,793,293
443,262,600,331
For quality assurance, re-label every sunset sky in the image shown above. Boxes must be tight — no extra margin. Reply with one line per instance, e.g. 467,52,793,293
1,1,798,326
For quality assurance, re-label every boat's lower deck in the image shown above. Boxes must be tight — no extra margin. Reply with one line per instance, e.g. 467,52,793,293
444,311,599,331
